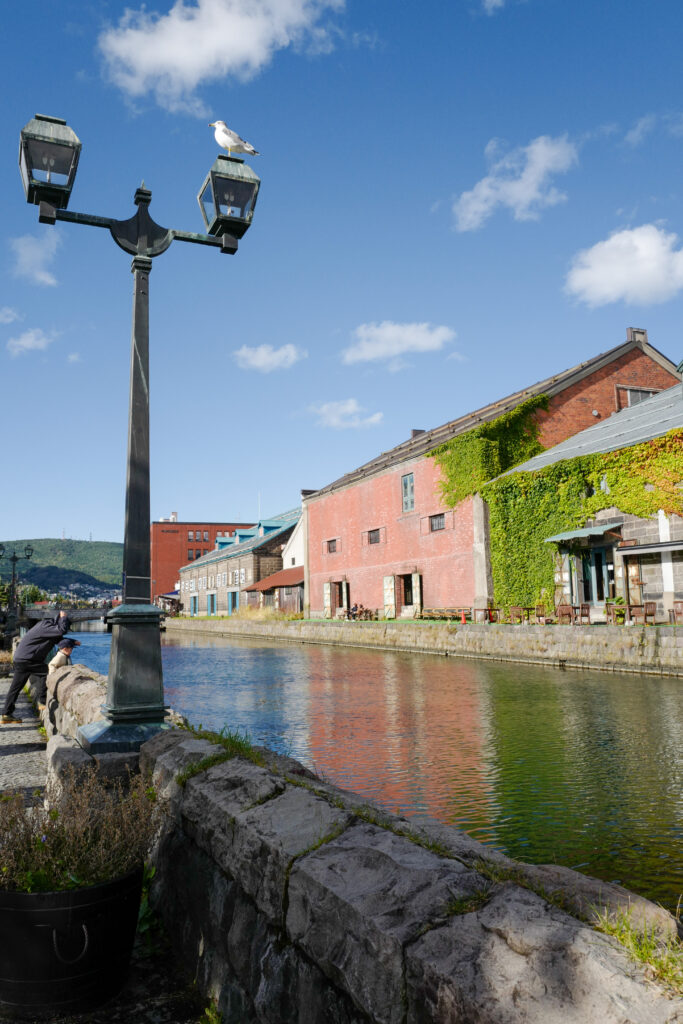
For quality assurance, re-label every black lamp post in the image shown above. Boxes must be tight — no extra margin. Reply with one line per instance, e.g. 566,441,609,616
19,115,260,754
0,544,33,614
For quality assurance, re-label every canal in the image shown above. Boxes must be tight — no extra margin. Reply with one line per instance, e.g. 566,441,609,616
75,629,682,913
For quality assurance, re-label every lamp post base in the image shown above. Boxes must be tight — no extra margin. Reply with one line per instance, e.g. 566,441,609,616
77,719,172,754
79,603,169,754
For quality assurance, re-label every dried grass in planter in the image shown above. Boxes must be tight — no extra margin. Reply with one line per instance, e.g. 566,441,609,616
0,766,164,893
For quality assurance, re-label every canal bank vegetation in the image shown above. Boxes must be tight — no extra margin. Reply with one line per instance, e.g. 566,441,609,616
594,907,683,995
175,723,265,786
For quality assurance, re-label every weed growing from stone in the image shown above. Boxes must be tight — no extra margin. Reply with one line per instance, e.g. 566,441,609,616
0,766,163,893
594,908,683,995
175,724,265,787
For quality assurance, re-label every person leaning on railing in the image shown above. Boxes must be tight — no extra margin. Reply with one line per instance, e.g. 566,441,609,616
1,611,71,724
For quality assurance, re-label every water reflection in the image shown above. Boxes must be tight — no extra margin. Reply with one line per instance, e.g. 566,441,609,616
73,632,682,911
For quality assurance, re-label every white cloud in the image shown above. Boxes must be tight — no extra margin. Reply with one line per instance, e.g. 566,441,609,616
7,328,57,357
67,352,81,363
233,343,306,372
342,321,456,365
565,224,683,306
99,0,344,114
453,134,578,231
624,114,658,147
0,307,21,324
10,232,61,286
483,0,505,12
311,398,382,429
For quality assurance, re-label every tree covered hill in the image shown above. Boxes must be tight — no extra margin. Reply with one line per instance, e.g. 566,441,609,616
0,539,122,590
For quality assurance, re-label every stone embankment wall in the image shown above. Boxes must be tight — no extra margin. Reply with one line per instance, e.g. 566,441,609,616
36,665,683,1024
166,617,683,677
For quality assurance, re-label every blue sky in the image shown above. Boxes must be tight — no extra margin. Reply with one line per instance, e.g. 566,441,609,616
3,0,683,542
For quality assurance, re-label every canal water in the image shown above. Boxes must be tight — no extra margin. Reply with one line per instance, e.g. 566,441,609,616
75,630,682,912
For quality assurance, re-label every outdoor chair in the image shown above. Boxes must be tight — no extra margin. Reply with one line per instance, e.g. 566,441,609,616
630,605,645,625
643,601,657,625
534,604,552,624
509,606,524,624
557,604,574,625
669,600,683,625
578,603,591,625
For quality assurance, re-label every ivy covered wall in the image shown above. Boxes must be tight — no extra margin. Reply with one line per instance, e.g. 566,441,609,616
429,396,550,507
429,395,683,608
481,430,683,608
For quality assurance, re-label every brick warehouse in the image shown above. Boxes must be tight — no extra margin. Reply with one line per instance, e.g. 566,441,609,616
304,329,680,618
150,515,253,603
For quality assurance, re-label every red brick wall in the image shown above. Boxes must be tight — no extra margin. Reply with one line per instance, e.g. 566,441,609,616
537,349,678,448
307,458,476,614
150,521,253,602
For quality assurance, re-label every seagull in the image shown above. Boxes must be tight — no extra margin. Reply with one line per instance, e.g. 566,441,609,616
209,120,259,157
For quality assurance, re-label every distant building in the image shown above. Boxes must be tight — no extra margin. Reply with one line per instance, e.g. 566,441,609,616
304,329,680,618
150,514,254,604
178,510,300,616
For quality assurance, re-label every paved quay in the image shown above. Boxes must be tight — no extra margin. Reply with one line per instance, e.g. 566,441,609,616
0,675,203,1024
0,675,47,803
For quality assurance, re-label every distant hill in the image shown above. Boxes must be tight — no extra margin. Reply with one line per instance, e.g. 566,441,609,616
0,539,122,591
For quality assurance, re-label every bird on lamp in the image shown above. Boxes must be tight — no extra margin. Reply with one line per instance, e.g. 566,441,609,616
209,120,259,157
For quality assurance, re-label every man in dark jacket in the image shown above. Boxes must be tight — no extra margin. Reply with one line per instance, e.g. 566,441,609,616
2,611,71,723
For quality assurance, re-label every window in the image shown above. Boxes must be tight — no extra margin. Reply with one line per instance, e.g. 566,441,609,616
430,513,445,532
402,473,414,512
368,529,380,545
203,530,209,542
291,557,296,566
626,387,658,406
188,530,194,541
327,539,337,553
195,549,201,559
187,549,194,560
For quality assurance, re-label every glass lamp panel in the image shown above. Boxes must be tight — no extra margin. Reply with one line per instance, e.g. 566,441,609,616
198,179,215,230
26,138,75,184
215,178,257,221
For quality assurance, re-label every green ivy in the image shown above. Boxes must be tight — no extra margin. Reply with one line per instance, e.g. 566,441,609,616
429,395,550,507
481,430,683,609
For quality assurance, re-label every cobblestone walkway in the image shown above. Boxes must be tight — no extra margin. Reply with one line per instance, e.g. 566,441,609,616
0,675,46,802
0,675,204,1024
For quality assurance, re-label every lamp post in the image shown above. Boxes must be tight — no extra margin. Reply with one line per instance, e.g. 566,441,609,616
0,544,33,614
18,115,260,754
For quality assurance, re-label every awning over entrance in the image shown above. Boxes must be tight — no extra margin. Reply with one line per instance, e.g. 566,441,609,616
544,521,623,544
618,540,683,557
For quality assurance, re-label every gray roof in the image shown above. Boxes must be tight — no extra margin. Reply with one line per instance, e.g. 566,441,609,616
507,384,683,475
178,509,300,573
305,335,679,500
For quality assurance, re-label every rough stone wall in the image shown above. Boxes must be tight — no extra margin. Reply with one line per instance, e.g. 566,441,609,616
140,730,681,1024
31,666,683,1022
165,618,683,677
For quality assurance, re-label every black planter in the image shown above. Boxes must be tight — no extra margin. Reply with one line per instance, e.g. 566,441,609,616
0,865,143,1019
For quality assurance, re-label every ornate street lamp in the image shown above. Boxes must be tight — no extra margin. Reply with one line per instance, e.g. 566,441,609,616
197,155,260,241
18,115,260,755
0,545,33,614
19,115,81,209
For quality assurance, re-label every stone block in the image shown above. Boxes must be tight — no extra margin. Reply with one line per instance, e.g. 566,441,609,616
405,883,681,1024
287,823,489,1024
182,769,353,925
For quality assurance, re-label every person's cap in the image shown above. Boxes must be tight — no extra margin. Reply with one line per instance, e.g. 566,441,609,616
58,638,76,650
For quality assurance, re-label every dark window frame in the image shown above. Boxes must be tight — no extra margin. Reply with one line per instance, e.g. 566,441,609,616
429,513,445,532
327,538,337,554
368,528,381,545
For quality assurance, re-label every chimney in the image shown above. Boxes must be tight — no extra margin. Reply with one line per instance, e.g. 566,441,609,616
626,327,648,346
411,429,425,439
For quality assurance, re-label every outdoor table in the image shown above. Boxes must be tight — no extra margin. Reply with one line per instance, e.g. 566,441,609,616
626,604,644,624
473,607,499,623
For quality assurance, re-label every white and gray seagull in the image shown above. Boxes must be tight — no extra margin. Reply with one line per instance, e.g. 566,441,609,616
209,120,260,157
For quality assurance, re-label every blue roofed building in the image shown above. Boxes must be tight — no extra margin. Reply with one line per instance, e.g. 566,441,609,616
177,509,301,616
